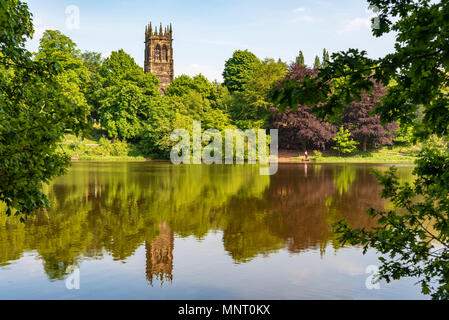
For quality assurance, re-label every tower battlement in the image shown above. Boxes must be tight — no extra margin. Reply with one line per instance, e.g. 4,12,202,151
145,22,173,41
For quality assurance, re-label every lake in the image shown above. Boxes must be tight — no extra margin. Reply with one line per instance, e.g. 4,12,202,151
0,162,426,299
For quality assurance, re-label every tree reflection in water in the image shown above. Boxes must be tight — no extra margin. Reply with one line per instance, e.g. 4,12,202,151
0,162,414,286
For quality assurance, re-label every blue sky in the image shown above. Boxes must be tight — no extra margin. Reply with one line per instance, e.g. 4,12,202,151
25,0,396,82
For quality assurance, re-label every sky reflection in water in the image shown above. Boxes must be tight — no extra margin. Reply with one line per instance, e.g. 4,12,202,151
0,162,426,299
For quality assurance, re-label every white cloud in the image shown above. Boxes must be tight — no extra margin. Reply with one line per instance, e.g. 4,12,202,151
290,8,325,24
296,16,314,22
293,7,306,13
338,17,371,34
291,16,325,24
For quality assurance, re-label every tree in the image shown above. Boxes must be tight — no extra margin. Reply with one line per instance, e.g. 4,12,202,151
271,0,449,299
296,51,305,66
97,50,159,140
208,80,231,111
342,81,398,151
0,0,90,219
230,58,287,129
139,97,178,158
271,106,337,151
332,126,358,155
99,49,159,96
271,64,336,150
223,50,259,93
34,30,91,121
99,83,147,141
80,51,103,121
81,51,103,74
313,55,321,70
166,74,213,99
322,49,330,68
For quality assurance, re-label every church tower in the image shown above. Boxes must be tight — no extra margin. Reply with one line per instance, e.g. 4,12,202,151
144,22,174,92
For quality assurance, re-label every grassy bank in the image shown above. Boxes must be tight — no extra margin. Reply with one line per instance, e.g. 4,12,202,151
59,129,419,164
288,146,418,164
58,128,150,161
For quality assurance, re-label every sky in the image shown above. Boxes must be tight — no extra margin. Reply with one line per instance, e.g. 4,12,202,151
25,0,397,82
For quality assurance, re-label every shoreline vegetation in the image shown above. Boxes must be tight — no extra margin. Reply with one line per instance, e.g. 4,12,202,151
285,149,417,164
63,132,418,164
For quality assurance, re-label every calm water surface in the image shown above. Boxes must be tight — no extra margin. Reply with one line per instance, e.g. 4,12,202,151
0,162,426,299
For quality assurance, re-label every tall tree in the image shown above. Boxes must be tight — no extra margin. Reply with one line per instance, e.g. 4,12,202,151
322,48,330,67
332,126,358,155
81,51,103,122
295,51,305,66
230,58,287,129
271,64,336,150
271,0,449,299
313,55,321,69
0,1,90,219
342,81,398,151
97,50,159,140
223,50,259,93
34,30,91,115
99,49,159,95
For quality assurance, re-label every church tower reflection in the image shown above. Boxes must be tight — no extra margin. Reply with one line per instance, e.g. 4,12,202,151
145,222,174,286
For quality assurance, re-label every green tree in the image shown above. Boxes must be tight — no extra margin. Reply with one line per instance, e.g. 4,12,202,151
139,97,178,157
166,74,213,98
209,80,231,111
0,0,90,219
97,50,159,140
332,126,358,155
99,83,147,141
99,49,159,96
34,30,91,120
230,58,287,129
223,50,259,93
321,48,330,68
271,0,449,299
80,51,103,122
313,55,321,70
295,50,305,66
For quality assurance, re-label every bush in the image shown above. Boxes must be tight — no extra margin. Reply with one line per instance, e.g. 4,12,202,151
313,150,323,158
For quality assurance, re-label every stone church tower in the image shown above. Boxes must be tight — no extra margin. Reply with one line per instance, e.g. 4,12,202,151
144,22,174,92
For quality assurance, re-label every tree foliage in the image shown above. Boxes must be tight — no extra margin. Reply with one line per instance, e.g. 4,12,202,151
223,49,259,93
296,51,305,66
342,81,398,151
229,58,287,129
0,0,90,219
97,50,159,140
271,0,449,299
332,126,358,155
313,55,321,70
271,64,336,150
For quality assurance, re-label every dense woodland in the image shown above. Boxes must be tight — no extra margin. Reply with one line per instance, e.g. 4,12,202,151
24,30,419,159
